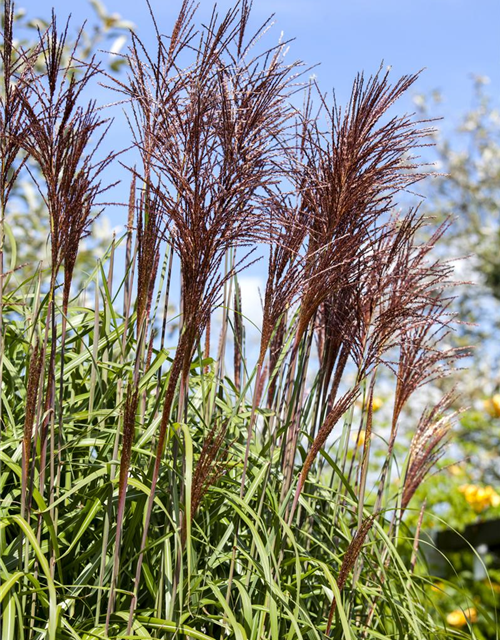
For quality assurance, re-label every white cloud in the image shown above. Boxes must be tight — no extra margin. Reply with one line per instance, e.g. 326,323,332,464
238,276,264,329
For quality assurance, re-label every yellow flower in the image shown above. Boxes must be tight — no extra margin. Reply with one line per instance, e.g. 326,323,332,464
484,394,500,417
459,483,476,499
492,395,500,415
459,484,482,511
458,484,500,512
353,430,366,447
431,581,445,593
447,610,466,627
448,464,464,477
465,608,478,623
490,488,500,508
475,487,488,502
357,397,383,413
446,607,477,627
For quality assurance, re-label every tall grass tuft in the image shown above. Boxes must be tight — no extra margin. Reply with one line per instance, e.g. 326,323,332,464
0,2,468,639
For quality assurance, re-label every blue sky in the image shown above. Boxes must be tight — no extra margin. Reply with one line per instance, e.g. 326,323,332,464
17,0,499,115
15,0,500,202
15,0,500,173
12,0,500,331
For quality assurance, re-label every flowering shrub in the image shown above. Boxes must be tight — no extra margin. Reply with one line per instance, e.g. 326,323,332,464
458,484,500,513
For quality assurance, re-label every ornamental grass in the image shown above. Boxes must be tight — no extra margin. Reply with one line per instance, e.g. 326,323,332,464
0,1,468,638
